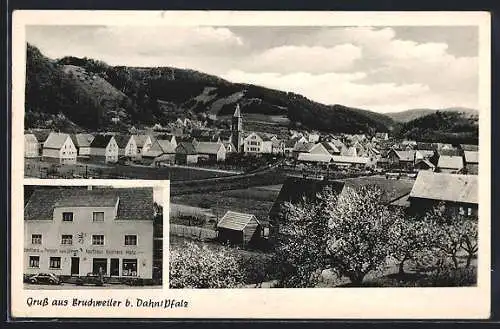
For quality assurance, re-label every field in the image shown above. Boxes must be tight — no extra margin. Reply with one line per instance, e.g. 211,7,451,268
171,184,282,224
24,158,233,181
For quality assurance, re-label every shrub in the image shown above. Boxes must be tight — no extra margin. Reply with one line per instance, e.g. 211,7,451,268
169,242,245,289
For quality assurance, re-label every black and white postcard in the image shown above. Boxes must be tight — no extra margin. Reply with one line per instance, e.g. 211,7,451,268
10,10,491,319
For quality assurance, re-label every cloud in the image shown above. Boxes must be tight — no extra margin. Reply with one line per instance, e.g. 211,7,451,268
245,43,362,74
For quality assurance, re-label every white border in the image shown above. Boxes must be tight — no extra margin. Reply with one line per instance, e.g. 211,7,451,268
11,10,491,319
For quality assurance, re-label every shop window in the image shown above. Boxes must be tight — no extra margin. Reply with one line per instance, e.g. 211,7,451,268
93,212,104,222
49,257,61,269
62,212,73,222
92,235,105,245
124,235,137,246
31,234,42,245
122,259,138,276
61,234,73,245
29,256,40,268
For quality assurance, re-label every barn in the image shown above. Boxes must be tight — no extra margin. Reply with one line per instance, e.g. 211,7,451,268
217,211,262,246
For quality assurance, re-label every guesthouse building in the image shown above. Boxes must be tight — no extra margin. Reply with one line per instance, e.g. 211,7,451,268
24,187,155,279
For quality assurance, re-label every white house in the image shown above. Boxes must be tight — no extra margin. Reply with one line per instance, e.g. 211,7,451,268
24,134,39,158
293,142,331,159
42,132,77,165
89,135,119,163
243,132,272,154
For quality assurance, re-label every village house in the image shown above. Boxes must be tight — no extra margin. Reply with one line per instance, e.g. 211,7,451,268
133,135,155,158
42,132,78,165
112,135,134,158
387,149,416,171
142,139,177,165
24,134,39,158
307,133,320,143
293,142,331,159
414,159,435,171
284,136,307,157
24,187,154,279
223,141,237,153
463,151,479,175
271,138,285,155
195,142,227,162
375,132,389,141
175,142,198,165
321,141,341,155
340,144,358,157
437,155,464,174
89,135,119,164
217,211,262,246
408,171,478,217
243,132,273,155
157,134,177,148
71,134,95,156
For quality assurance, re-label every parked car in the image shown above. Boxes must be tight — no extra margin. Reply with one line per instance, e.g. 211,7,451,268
75,273,105,286
28,273,61,285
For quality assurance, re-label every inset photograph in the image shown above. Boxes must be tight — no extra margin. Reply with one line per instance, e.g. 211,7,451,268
23,183,164,289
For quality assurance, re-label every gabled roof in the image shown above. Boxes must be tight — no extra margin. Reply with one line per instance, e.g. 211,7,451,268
90,135,114,148
134,135,152,148
72,133,95,148
25,134,38,144
409,171,477,204
25,187,154,221
437,155,463,169
218,211,258,231
29,130,51,144
294,142,317,153
331,155,370,165
176,142,197,155
415,159,435,169
113,135,131,148
340,176,415,203
157,140,176,154
195,142,224,154
297,153,332,163
438,149,462,156
43,132,71,149
464,151,479,164
415,150,435,158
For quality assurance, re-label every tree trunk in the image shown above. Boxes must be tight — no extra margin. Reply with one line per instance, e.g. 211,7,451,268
452,254,459,269
398,260,406,276
466,254,473,268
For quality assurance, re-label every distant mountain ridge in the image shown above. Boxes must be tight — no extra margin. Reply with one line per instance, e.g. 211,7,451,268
386,107,478,123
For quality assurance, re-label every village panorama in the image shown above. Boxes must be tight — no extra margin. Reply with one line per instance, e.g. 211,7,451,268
23,35,479,288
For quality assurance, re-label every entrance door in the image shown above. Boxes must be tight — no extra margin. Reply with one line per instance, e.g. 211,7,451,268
71,257,80,276
110,258,119,276
92,258,108,275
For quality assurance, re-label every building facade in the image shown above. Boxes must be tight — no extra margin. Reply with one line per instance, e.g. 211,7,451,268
24,187,154,279
42,132,78,165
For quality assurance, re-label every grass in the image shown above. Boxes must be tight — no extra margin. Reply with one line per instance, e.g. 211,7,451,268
171,185,282,224
25,158,232,181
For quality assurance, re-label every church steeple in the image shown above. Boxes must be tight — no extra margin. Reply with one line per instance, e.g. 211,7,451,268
231,103,243,152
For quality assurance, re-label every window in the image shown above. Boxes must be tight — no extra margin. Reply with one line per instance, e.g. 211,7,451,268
124,235,137,246
122,259,137,276
62,212,73,222
459,207,465,215
29,256,40,268
92,235,105,245
31,234,42,245
93,212,104,222
468,208,473,216
49,257,61,269
61,234,73,245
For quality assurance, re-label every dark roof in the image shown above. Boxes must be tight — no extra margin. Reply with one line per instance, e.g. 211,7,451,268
113,135,131,148
90,135,113,148
25,187,154,221
269,176,414,218
269,177,344,218
461,144,479,151
438,149,462,157
29,130,51,144
176,142,197,155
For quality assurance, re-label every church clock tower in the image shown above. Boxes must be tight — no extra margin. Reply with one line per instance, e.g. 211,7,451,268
231,104,243,153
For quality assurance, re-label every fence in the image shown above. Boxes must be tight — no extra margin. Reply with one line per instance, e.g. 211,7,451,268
169,224,217,242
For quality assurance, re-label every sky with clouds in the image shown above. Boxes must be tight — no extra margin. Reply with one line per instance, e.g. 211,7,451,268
26,25,478,113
